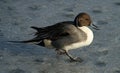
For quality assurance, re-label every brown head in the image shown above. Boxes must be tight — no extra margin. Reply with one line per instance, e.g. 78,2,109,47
74,12,92,27
74,12,99,30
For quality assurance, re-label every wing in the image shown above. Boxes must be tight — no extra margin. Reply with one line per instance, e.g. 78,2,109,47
20,21,75,43
33,21,75,40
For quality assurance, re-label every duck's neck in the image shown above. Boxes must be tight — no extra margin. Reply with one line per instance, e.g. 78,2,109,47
78,26,94,45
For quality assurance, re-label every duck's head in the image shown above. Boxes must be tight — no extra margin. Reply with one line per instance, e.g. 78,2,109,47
74,12,99,30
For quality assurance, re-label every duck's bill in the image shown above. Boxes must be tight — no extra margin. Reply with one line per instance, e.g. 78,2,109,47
91,24,100,30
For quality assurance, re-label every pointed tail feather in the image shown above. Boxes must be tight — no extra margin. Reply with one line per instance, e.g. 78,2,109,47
31,26,40,31
8,41,26,43
8,37,41,43
31,26,46,35
31,26,45,32
8,26,45,44
8,40,36,43
8,39,45,47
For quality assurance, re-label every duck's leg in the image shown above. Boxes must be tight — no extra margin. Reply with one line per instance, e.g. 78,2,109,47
64,50,83,62
56,49,66,55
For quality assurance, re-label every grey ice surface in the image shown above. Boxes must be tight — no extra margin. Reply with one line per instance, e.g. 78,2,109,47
0,0,120,73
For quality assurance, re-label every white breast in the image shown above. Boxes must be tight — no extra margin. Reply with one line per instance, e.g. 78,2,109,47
64,26,94,51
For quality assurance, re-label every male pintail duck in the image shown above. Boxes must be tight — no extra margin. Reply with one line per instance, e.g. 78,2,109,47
10,12,99,62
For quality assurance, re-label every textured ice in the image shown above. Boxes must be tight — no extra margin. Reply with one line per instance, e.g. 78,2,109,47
0,0,120,73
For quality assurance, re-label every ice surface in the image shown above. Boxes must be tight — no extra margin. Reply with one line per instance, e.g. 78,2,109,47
0,0,120,73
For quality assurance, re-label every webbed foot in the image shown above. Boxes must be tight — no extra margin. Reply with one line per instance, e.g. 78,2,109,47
69,57,83,62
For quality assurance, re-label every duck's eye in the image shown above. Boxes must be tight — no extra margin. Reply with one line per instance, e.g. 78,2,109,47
85,19,89,20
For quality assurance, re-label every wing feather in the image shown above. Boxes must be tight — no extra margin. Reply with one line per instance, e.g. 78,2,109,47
15,21,75,43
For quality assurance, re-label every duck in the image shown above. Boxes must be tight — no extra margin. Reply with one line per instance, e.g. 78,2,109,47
10,12,99,62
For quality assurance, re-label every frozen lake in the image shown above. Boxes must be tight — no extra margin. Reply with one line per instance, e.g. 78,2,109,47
0,0,120,73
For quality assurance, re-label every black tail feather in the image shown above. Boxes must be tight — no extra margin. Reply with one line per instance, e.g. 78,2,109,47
8,41,25,43
8,37,41,43
31,26,46,35
31,26,45,32
31,26,40,31
8,40,45,47
36,40,45,46
8,26,46,44
8,40,35,43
